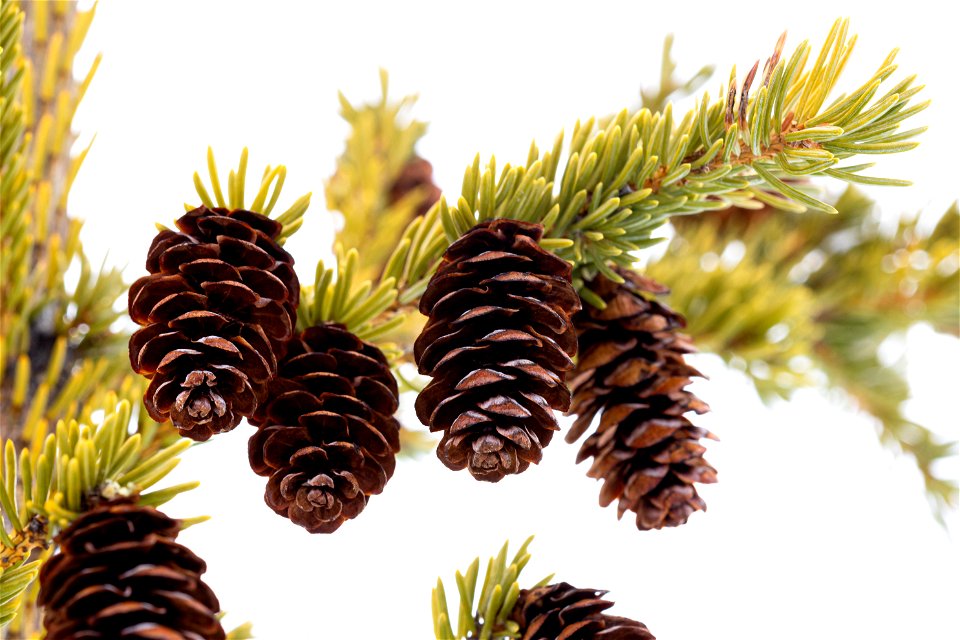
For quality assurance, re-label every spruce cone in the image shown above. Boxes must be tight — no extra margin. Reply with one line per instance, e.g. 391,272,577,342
248,323,400,533
128,206,299,441
387,155,441,218
37,501,224,640
511,582,655,640
414,219,580,482
568,269,716,530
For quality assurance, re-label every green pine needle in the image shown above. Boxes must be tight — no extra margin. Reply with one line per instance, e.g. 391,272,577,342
189,147,312,243
432,537,544,640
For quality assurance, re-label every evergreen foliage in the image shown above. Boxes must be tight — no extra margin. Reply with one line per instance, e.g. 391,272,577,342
432,537,550,640
0,5,954,637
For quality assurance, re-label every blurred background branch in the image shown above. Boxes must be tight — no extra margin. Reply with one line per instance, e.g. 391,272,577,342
637,39,958,520
0,1,224,634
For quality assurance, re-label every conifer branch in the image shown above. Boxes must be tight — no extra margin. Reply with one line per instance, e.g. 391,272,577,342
380,19,926,300
432,537,546,640
0,398,199,627
1,0,136,459
1,4,233,632
0,6,949,635
0,557,42,626
816,318,957,519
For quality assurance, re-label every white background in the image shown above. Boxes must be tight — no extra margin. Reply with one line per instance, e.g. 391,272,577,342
68,1,958,638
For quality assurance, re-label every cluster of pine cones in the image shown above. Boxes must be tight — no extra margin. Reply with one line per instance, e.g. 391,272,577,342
36,164,442,638
46,156,713,636
128,205,402,536
127,198,715,533
414,220,716,529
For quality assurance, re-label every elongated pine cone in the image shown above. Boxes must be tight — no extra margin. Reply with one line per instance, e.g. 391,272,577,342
387,155,441,218
248,323,401,533
414,219,580,482
37,501,225,640
567,269,716,530
510,582,655,640
128,206,299,441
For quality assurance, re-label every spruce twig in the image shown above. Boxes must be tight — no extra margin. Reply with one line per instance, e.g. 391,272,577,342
377,19,927,303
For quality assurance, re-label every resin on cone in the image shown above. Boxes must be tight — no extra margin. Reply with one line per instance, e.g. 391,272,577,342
414,219,580,482
248,323,400,533
37,501,225,640
128,206,299,441
510,582,655,640
568,269,716,530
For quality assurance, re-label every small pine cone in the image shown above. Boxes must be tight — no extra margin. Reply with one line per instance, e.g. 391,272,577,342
248,323,401,533
414,219,580,482
128,206,299,440
387,155,441,218
511,582,655,640
568,269,716,530
37,501,225,640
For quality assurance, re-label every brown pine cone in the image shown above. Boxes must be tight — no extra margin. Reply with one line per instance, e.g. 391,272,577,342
37,501,225,640
248,323,400,533
128,206,299,440
568,269,717,530
414,219,580,482
511,582,655,640
387,155,441,218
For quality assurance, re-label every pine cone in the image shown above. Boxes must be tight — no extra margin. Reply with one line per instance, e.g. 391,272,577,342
568,269,716,530
248,323,400,533
128,206,299,441
387,155,441,218
37,501,225,640
414,219,580,482
511,582,655,640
